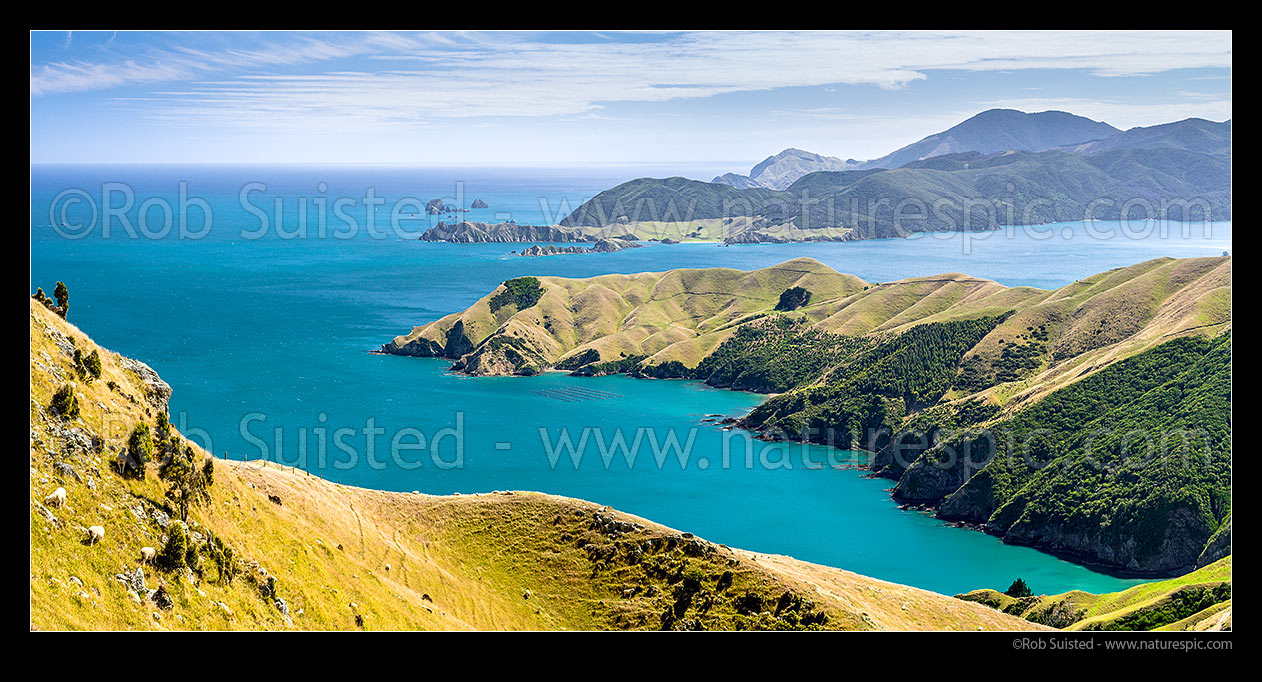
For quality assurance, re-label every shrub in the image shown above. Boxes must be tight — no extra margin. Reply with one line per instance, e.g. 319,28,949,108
155,411,172,443
681,567,706,594
1006,578,1033,598
157,523,189,573
774,286,812,311
219,546,237,584
53,281,69,318
32,285,65,315
123,423,154,478
488,277,544,313
733,591,764,615
84,350,102,379
73,349,102,383
160,441,213,521
49,384,79,420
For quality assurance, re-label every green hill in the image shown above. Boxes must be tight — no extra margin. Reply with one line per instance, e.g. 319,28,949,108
957,557,1231,631
561,148,1228,243
382,256,1230,574
1063,118,1231,157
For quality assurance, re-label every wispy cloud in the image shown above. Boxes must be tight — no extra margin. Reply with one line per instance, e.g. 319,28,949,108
30,31,440,96
32,30,1231,132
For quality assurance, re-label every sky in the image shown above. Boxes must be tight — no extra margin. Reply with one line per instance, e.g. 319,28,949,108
30,30,1232,169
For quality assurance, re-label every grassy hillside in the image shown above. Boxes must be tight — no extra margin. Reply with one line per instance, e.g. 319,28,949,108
30,298,1042,631
957,557,1231,631
382,258,870,374
385,256,1228,392
382,256,1229,575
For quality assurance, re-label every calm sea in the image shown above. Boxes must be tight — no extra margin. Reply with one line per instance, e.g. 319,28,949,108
30,165,1231,595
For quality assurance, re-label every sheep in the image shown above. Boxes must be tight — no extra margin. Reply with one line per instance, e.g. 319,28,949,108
139,547,157,563
44,487,66,508
85,525,105,544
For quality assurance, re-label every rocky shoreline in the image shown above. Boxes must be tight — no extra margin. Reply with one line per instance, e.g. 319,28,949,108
518,238,643,257
418,220,638,244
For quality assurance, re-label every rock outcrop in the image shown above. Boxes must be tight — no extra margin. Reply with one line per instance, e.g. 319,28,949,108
589,238,642,253
520,244,586,257
117,356,172,411
713,149,858,190
1197,516,1231,568
420,221,589,243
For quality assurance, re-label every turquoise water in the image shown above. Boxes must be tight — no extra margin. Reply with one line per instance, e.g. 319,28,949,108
30,165,1231,596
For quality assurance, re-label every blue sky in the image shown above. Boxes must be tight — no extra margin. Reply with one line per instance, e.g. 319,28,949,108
30,30,1232,168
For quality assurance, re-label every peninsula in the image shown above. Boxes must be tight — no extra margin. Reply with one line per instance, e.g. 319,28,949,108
382,256,1232,576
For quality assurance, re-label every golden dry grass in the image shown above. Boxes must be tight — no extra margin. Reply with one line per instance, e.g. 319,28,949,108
31,298,1042,631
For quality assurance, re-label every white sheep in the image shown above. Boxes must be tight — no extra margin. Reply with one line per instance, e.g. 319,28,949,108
86,525,105,544
44,487,66,508
139,547,157,563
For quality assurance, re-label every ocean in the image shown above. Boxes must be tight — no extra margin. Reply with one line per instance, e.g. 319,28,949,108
30,164,1232,595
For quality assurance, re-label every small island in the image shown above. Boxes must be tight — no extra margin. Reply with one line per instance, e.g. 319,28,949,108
418,220,638,245
519,238,642,257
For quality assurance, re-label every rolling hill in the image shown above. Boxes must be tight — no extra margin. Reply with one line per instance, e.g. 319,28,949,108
30,297,1050,631
382,256,1231,574
957,557,1231,631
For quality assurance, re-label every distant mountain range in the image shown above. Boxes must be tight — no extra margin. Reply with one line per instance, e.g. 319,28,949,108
712,109,1230,190
1058,117,1231,156
860,109,1121,170
568,111,1230,243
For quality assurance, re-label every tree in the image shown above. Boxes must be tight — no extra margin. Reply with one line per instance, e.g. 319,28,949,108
122,423,154,479
159,441,212,522
775,286,812,311
1006,578,1033,598
53,281,69,318
83,350,102,379
155,411,172,444
49,384,79,420
157,523,189,573
73,348,102,383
